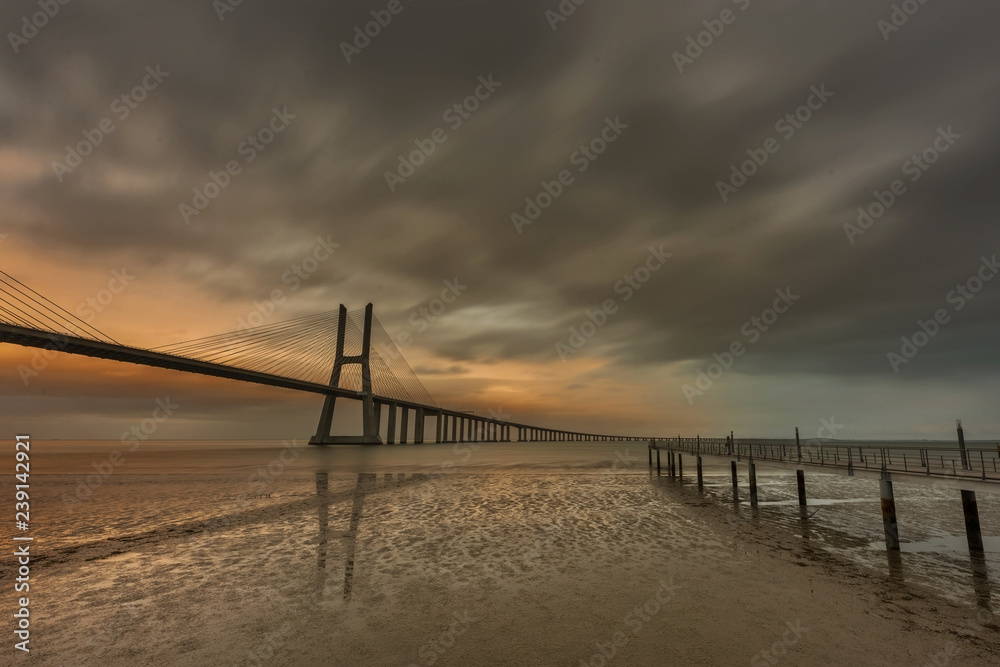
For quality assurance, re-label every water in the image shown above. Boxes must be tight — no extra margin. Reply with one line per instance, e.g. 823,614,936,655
10,439,1000,599
4,439,999,664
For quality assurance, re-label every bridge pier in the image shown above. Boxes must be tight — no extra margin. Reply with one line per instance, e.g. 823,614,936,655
400,407,409,444
415,408,424,444
386,403,397,444
310,304,382,445
435,413,443,443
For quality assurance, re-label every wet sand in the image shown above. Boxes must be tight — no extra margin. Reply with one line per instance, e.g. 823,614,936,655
5,469,999,666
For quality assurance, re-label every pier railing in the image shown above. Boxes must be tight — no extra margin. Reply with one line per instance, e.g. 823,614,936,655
650,437,1000,483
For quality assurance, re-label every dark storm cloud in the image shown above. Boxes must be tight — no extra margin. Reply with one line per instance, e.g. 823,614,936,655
2,0,1000,390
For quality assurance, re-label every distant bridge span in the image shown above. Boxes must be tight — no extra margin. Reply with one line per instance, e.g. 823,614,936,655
0,271,643,444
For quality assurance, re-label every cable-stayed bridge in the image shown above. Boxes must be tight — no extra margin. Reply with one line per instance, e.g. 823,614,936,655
0,270,638,444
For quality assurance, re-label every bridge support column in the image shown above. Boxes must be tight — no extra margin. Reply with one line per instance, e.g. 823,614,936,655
310,304,382,445
399,408,409,444
451,415,458,443
459,418,465,443
386,403,397,444
415,409,424,444
435,413,443,443
880,476,900,551
961,490,984,552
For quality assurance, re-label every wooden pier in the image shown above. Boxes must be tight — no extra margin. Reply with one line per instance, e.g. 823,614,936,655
649,428,999,555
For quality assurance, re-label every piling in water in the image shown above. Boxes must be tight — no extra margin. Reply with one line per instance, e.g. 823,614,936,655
879,477,900,551
961,489,984,552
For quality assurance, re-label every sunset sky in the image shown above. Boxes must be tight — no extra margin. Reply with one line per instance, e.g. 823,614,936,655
1,0,998,441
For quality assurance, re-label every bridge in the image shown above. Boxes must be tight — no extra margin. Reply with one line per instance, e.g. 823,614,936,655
0,269,646,445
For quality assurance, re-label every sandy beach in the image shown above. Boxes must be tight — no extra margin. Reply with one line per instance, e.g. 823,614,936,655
5,450,999,666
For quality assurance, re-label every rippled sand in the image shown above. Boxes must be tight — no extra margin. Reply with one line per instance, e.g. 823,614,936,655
4,469,1000,666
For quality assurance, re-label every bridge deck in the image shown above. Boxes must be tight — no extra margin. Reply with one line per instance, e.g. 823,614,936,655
0,322,364,400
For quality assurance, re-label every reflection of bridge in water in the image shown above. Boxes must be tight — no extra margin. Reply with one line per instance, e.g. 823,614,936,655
0,270,647,444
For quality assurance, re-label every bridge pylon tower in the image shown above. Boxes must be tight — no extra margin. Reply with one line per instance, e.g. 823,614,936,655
309,303,382,445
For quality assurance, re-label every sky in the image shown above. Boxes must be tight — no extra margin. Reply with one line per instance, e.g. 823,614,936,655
1,0,999,442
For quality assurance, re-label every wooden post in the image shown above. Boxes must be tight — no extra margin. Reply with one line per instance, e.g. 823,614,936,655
678,453,683,481
795,426,801,462
957,419,970,470
731,461,738,500
697,455,703,488
961,490,985,552
656,448,661,476
670,451,676,477
879,477,900,550
749,461,758,506
796,470,806,506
